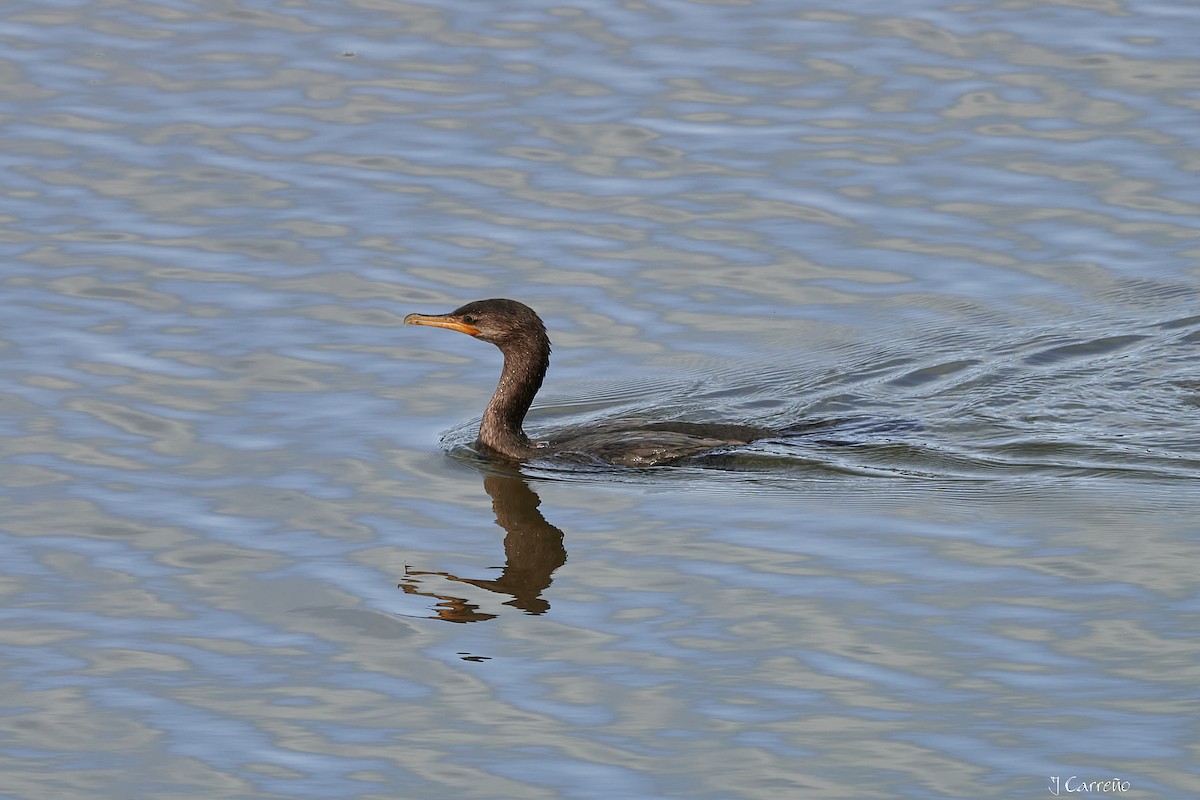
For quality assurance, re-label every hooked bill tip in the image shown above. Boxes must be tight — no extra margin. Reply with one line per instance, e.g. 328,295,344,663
404,313,479,336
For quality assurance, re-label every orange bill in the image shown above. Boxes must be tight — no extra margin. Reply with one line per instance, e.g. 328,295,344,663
403,313,480,336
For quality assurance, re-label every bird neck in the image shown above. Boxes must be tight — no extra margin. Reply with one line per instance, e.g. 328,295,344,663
479,336,550,459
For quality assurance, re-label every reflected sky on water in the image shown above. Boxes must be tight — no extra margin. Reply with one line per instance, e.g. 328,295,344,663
2,1,1199,798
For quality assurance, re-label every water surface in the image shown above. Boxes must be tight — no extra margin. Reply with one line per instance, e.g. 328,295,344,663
2,1,1199,798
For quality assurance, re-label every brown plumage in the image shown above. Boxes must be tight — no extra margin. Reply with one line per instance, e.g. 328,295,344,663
405,299,773,466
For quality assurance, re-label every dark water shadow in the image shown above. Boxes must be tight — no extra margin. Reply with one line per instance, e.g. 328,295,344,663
399,471,567,623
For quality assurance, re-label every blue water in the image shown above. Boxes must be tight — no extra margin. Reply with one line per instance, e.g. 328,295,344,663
1,1,1198,798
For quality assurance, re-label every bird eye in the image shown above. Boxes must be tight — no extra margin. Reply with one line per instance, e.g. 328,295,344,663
463,315,476,324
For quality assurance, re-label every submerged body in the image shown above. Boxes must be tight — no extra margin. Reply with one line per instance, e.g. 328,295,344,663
404,299,775,466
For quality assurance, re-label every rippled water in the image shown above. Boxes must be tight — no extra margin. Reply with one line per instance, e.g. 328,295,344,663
3,1,1199,798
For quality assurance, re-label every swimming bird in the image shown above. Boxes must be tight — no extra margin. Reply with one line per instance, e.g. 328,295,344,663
404,299,776,467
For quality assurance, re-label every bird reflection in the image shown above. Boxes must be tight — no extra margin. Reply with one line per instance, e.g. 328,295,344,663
399,472,566,623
